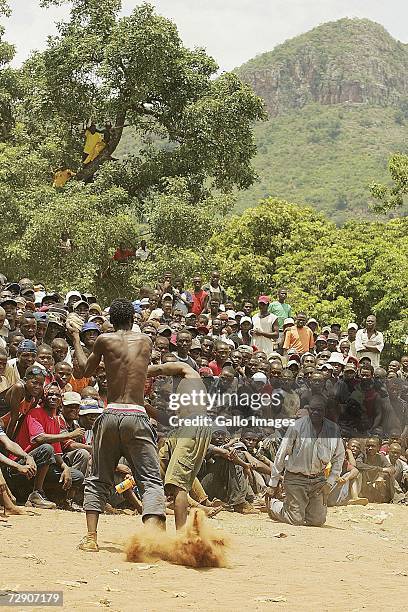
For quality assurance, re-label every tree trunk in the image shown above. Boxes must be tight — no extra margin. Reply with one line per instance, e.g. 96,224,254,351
75,112,127,182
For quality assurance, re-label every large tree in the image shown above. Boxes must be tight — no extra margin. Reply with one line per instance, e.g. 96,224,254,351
20,0,265,195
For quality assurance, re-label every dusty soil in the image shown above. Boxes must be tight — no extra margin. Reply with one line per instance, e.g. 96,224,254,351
0,504,407,611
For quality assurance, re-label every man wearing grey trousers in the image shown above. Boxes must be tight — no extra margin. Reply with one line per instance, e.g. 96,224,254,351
267,394,344,527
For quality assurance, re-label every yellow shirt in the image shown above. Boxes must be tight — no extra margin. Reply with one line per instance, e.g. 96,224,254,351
53,169,76,188
84,129,103,155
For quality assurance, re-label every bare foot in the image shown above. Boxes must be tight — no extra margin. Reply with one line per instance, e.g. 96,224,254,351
5,505,27,516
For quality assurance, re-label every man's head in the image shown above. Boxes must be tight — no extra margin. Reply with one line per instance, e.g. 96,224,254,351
269,359,283,384
307,395,326,428
277,288,287,303
24,366,45,398
365,437,380,457
201,337,214,360
400,355,408,371
54,361,73,387
241,430,260,451
242,301,253,316
17,339,37,373
388,360,401,374
80,322,100,348
20,311,37,340
110,299,134,330
302,353,316,368
366,314,376,331
388,442,402,465
258,295,270,315
192,276,202,291
95,362,107,392
7,331,24,358
51,338,68,364
142,323,157,340
73,300,90,322
347,438,361,459
0,347,7,377
62,391,81,422
296,312,307,328
215,341,230,365
210,271,220,287
36,343,54,371
218,366,235,390
155,336,170,356
43,382,62,413
176,330,192,358
210,299,220,316
211,428,227,446
360,364,374,382
211,318,223,336
309,371,326,393
326,333,339,352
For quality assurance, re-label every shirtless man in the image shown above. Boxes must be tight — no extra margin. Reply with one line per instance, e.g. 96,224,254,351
68,298,200,552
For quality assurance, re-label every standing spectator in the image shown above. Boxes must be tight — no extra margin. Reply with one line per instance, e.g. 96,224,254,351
190,276,208,315
268,289,293,336
355,315,384,368
252,296,279,355
135,239,150,261
203,271,227,306
283,313,315,356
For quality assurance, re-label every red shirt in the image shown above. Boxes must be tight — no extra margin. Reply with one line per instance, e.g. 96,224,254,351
113,248,135,261
208,360,223,376
191,289,208,315
15,406,62,455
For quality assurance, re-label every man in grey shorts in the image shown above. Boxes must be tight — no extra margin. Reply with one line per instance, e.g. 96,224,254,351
68,298,198,552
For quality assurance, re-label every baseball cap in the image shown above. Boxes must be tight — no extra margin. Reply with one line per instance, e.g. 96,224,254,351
161,293,173,301
0,297,17,307
347,323,358,331
65,290,82,304
62,391,82,406
238,345,253,353
6,282,20,294
157,324,172,335
226,310,236,319
327,352,344,365
196,325,209,335
283,318,295,326
257,295,270,304
252,372,268,383
73,300,89,310
307,318,318,324
316,335,327,342
317,363,334,371
235,311,245,318
186,313,196,319
17,339,37,353
89,314,105,324
140,298,150,306
81,322,101,334
322,326,331,334
190,339,201,351
287,360,300,368
327,333,339,341
199,367,213,377
240,316,252,325
344,362,357,372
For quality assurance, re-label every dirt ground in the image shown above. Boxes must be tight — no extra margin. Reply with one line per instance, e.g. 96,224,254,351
0,504,407,612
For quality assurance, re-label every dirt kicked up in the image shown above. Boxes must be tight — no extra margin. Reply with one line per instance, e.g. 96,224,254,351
0,504,407,611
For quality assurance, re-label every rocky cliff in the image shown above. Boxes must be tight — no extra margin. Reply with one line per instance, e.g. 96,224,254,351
236,19,408,117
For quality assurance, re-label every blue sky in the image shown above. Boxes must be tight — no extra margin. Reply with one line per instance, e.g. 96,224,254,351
6,0,408,70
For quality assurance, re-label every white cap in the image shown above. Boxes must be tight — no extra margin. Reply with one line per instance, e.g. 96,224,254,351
327,352,344,365
347,323,358,331
240,316,252,325
226,310,236,319
252,372,268,383
283,318,295,326
287,360,300,368
318,363,334,371
307,318,318,325
162,293,173,301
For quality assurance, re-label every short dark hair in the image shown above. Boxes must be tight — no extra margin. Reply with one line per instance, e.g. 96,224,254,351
110,299,134,328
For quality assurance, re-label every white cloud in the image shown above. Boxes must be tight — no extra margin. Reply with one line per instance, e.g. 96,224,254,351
4,0,408,70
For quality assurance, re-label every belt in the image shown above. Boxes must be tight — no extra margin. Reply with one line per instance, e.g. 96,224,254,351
287,471,322,479
107,403,147,415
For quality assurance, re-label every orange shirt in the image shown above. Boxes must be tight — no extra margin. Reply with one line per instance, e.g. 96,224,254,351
69,376,91,394
283,325,315,354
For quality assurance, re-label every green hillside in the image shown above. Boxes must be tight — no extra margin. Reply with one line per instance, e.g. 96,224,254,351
118,18,408,222
234,103,408,223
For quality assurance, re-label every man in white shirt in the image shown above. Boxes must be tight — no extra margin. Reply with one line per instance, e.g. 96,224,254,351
355,315,384,368
266,395,345,527
135,240,150,261
252,295,279,355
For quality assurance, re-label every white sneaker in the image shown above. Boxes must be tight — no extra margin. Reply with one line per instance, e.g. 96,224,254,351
26,491,57,509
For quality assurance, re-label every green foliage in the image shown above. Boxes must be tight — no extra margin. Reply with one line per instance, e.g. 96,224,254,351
370,152,408,212
233,104,408,224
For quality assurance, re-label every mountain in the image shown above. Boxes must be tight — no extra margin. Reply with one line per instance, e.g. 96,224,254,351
234,18,408,222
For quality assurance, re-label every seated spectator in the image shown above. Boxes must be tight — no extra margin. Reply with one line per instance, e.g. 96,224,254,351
356,437,394,503
11,383,85,507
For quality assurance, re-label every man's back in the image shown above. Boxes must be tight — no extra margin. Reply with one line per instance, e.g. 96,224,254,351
97,331,151,405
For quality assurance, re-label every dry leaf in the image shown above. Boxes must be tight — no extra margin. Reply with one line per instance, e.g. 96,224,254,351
272,532,288,538
172,592,187,598
255,595,287,602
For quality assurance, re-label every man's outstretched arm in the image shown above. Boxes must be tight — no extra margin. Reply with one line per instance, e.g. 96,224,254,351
67,322,103,378
147,362,200,379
